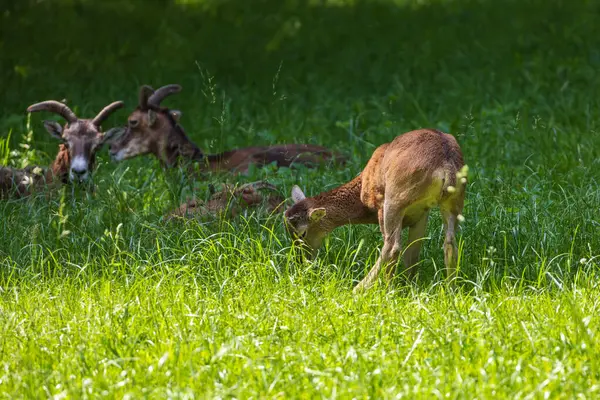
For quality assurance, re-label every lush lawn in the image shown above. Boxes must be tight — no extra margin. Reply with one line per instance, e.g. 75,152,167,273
1,0,600,397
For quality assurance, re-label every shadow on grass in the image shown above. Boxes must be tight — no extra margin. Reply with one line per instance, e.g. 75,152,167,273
2,0,598,107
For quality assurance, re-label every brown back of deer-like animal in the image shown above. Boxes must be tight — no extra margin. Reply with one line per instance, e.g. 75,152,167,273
0,166,44,198
203,144,347,174
166,181,284,220
109,84,346,172
284,129,467,292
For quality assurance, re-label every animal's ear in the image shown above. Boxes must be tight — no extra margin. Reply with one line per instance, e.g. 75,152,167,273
170,110,182,122
147,109,157,127
101,127,126,144
291,185,306,203
42,120,63,140
308,207,326,222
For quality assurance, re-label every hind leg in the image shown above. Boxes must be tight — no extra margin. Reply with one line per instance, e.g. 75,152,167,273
442,166,468,282
354,201,405,292
441,210,459,282
403,211,429,279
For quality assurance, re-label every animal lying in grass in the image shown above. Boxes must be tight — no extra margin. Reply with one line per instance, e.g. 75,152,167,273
0,100,124,198
166,181,284,220
284,129,468,292
0,165,47,198
108,84,347,173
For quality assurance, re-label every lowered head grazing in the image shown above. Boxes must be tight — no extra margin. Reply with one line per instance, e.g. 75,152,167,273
109,84,199,165
284,129,468,292
284,185,329,254
27,100,124,183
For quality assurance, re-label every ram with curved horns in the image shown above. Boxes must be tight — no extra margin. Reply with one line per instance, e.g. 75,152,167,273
109,84,347,173
27,99,125,184
1,99,124,198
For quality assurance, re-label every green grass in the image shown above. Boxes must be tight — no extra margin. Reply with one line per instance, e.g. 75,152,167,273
1,0,600,397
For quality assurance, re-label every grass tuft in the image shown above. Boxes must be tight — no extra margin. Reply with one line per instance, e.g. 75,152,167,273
1,0,600,397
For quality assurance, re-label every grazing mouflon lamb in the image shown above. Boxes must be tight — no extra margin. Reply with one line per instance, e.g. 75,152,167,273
284,129,468,292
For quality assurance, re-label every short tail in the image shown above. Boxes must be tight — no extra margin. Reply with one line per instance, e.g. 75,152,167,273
443,164,469,197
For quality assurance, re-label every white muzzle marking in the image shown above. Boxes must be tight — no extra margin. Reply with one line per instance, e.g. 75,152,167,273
70,156,90,182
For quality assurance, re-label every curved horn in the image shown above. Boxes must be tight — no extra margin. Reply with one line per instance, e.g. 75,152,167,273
138,85,154,110
92,101,124,127
27,101,77,123
148,84,182,107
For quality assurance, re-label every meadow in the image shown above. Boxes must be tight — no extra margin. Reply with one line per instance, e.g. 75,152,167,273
1,0,600,397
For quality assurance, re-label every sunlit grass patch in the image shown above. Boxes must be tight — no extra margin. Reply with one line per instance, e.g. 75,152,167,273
1,0,600,397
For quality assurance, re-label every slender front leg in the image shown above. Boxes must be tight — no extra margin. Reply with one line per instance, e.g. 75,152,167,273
354,201,404,292
353,208,385,293
353,253,385,293
382,201,405,281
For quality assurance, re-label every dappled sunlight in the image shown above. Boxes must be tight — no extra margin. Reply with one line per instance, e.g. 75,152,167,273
1,0,600,397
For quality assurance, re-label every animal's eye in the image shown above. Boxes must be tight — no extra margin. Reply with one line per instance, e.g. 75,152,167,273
129,119,139,128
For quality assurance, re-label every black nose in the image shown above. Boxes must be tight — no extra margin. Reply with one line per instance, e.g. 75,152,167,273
72,167,87,176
